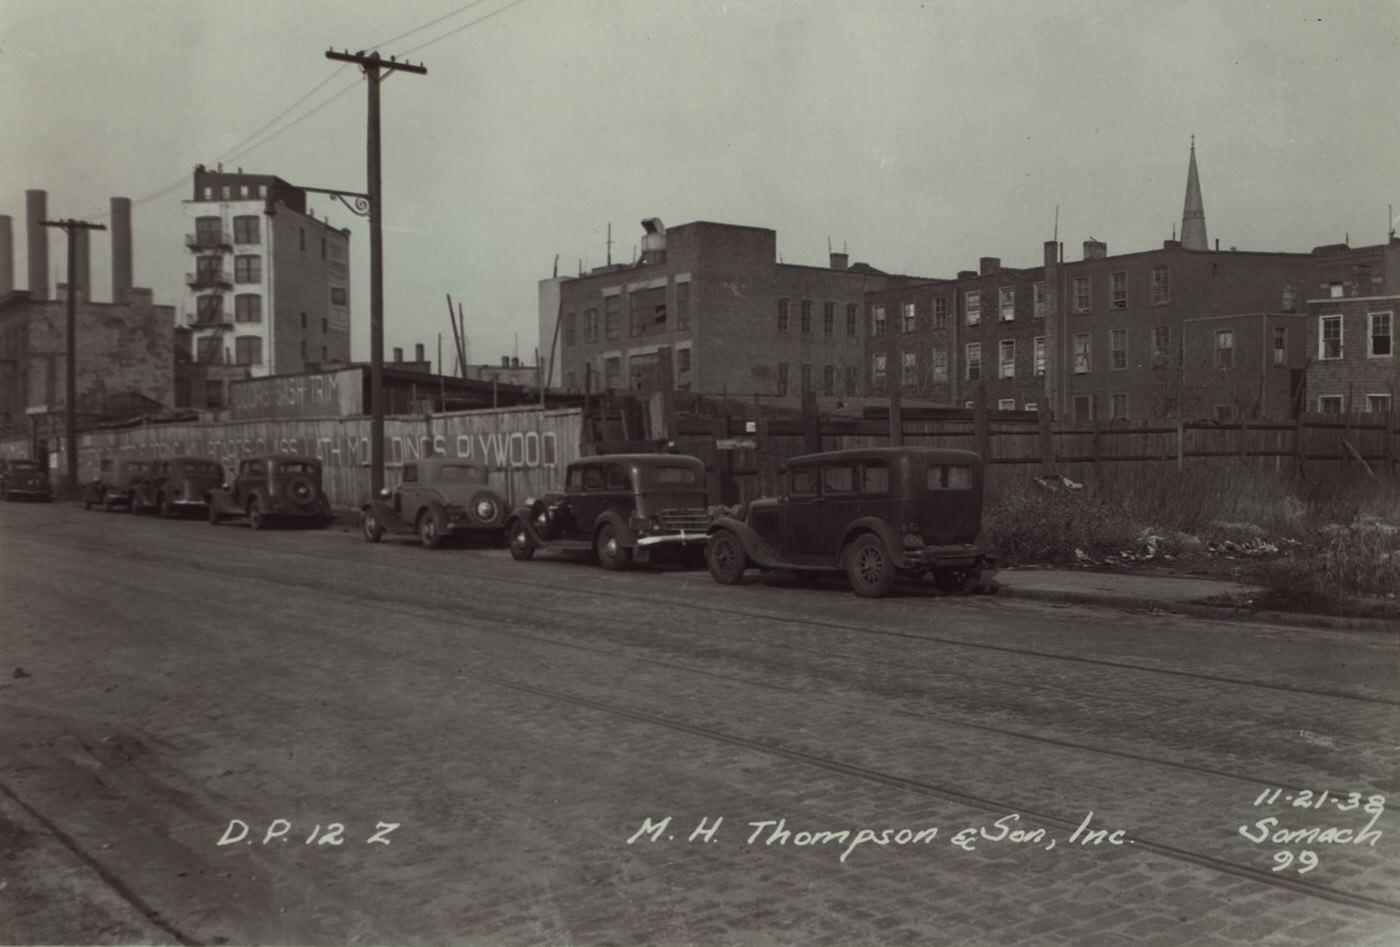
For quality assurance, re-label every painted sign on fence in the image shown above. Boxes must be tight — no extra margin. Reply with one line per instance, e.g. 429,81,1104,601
229,368,363,420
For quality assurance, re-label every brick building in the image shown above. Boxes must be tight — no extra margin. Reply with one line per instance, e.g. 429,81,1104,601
182,166,352,408
542,220,888,402
1303,237,1400,413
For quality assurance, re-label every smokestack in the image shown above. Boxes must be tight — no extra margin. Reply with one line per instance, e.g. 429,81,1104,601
829,251,849,270
414,343,425,362
26,189,48,300
111,197,132,303
979,257,1001,275
74,226,91,303
0,216,12,295
1082,239,1107,261
393,346,403,362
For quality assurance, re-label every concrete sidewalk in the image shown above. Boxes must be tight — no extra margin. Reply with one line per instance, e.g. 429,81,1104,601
992,567,1397,631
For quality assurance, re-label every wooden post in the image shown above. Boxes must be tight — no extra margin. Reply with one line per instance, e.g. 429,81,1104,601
757,417,772,495
1387,407,1397,476
1091,417,1102,487
709,416,727,505
1175,419,1184,472
974,385,991,463
888,382,904,446
1293,414,1306,482
1038,406,1054,476
656,346,677,442
801,389,821,453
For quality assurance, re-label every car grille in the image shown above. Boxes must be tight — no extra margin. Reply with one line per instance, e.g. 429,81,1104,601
656,508,710,530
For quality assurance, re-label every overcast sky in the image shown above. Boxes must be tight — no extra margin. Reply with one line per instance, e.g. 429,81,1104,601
3,0,1398,366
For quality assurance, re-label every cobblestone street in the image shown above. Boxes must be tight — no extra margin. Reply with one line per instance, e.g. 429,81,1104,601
1,502,1397,945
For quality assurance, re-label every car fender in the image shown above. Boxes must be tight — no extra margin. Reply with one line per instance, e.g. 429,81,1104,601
206,487,242,516
708,517,784,569
417,499,448,530
594,508,637,548
838,517,911,569
363,498,410,531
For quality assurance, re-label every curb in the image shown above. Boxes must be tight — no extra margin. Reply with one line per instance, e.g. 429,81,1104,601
995,585,1400,633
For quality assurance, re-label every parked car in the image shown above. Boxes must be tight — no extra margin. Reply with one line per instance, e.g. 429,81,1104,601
207,455,333,529
504,453,711,569
129,456,225,518
0,458,52,502
705,447,996,598
361,457,507,548
82,457,154,511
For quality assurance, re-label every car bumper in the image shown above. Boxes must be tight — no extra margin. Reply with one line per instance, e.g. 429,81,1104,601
903,544,994,570
635,529,710,548
6,488,51,498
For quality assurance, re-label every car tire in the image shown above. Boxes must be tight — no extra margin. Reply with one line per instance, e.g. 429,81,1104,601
844,534,896,598
129,495,143,516
418,510,444,549
248,497,268,531
507,519,535,561
706,530,747,585
158,495,176,519
594,523,631,571
362,509,385,543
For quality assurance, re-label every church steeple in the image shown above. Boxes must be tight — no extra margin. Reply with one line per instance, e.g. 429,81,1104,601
1180,135,1208,250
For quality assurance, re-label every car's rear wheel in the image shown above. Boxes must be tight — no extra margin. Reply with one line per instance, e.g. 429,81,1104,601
248,497,268,531
844,534,896,598
595,523,631,571
362,509,384,543
508,519,535,561
208,501,222,525
418,510,444,549
706,530,747,585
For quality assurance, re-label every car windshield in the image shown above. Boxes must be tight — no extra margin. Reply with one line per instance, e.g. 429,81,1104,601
650,465,698,486
180,461,222,476
927,464,972,490
278,461,320,475
437,464,484,482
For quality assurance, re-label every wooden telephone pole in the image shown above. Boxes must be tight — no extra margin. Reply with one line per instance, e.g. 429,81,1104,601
42,217,106,496
324,48,427,493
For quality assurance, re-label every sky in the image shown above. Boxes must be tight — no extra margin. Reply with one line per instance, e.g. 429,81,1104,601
2,0,1398,367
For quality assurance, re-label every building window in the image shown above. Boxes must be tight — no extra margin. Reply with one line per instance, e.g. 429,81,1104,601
234,294,261,323
605,296,620,341
1328,282,1345,298
1370,312,1393,357
585,308,599,343
234,254,261,283
800,300,812,334
330,287,347,306
998,287,1015,322
965,342,982,380
777,363,789,395
845,365,858,395
1368,393,1392,413
1151,266,1170,304
1073,277,1091,313
1111,393,1128,420
998,339,1015,379
901,351,917,386
206,381,225,408
1073,333,1091,374
564,312,576,348
823,301,835,336
934,296,948,329
196,294,223,323
233,215,259,244
196,336,222,364
676,282,690,330
195,254,222,281
1033,281,1046,319
930,346,948,383
235,335,263,366
1073,395,1093,422
677,348,691,373
1215,329,1234,368
822,364,835,396
871,354,887,386
1110,272,1127,309
1110,329,1128,370
997,398,1016,411
847,304,858,337
777,298,789,332
1025,402,1038,412
604,357,621,389
1033,337,1046,377
1318,395,1344,413
965,291,981,326
1152,325,1171,366
1273,326,1287,365
195,216,222,245
871,305,886,336
1319,315,1342,359
902,302,917,333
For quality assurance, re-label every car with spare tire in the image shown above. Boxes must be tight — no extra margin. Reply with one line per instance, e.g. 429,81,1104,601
360,457,507,548
207,455,333,529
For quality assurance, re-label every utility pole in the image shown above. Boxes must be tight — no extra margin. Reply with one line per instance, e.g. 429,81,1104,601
325,48,426,494
42,217,105,497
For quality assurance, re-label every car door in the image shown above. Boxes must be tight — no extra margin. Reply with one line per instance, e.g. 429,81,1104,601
816,460,861,560
398,463,420,518
783,462,824,560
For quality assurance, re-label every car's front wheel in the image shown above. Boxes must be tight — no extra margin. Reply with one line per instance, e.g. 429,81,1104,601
362,509,384,543
844,534,896,598
418,510,444,549
248,497,269,531
594,523,631,571
508,519,535,561
208,500,222,525
706,530,748,585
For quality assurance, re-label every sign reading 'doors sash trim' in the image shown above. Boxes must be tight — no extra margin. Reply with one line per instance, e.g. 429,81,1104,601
229,368,363,420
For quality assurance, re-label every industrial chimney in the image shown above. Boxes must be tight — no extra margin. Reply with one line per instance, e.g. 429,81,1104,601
26,190,48,300
110,197,133,303
640,218,666,265
0,216,13,295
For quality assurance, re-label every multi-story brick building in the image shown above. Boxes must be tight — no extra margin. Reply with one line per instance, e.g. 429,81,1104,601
183,166,352,407
1303,237,1400,414
543,220,887,401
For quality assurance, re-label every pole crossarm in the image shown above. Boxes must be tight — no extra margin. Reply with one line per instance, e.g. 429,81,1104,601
297,186,372,218
325,49,428,74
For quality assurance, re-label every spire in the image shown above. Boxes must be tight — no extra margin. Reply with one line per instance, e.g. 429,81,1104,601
1180,135,1208,250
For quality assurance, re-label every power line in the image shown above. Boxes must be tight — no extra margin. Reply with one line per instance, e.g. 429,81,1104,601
372,0,498,49
402,0,530,54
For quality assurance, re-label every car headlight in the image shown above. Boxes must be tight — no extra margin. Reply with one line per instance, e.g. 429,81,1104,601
474,498,498,521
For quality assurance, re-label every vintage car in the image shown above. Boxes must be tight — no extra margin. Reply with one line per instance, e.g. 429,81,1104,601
0,458,52,502
129,456,225,518
705,447,996,598
361,457,507,548
207,455,334,529
82,457,154,511
505,453,711,569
